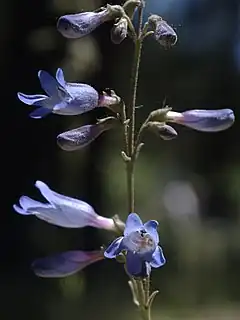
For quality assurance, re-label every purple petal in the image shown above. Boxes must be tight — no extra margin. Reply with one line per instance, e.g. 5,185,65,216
38,70,66,97
144,220,159,244
56,68,65,87
32,250,103,278
104,237,124,259
13,204,29,215
179,109,235,132
126,251,151,278
30,107,52,119
17,93,47,105
124,213,143,236
34,180,99,228
150,246,166,268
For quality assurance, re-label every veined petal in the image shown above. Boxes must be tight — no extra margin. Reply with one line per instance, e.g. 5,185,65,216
17,93,47,105
126,251,151,278
56,68,65,87
175,109,235,132
124,213,143,236
32,250,103,278
104,237,124,258
34,180,99,227
150,246,166,268
38,70,65,97
144,220,159,244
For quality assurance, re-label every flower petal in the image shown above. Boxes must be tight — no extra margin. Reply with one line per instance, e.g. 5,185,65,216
32,250,103,278
150,246,166,268
56,68,65,87
104,237,124,258
126,251,151,278
30,107,52,119
17,93,47,105
179,109,235,132
34,180,98,228
124,213,143,236
144,220,159,244
38,70,67,97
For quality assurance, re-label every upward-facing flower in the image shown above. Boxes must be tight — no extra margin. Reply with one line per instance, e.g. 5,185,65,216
13,180,115,230
32,250,104,278
104,213,166,278
57,5,124,39
17,68,120,118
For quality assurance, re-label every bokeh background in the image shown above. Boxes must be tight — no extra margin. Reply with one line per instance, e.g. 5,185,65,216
3,0,240,319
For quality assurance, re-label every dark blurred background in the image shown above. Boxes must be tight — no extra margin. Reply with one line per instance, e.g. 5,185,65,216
3,0,240,319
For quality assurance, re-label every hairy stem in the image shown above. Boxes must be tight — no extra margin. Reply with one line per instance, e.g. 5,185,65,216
126,1,144,213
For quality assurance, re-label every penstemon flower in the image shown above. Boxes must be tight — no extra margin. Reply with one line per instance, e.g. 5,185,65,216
57,117,120,151
13,180,116,231
104,213,166,278
166,109,235,132
148,15,177,49
17,68,120,118
32,250,104,278
57,5,124,39
14,1,235,319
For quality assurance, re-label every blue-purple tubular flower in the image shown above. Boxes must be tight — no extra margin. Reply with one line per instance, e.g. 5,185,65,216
148,15,177,49
57,117,119,151
167,109,235,132
104,213,166,278
57,5,124,39
32,250,104,278
13,180,115,230
17,68,99,118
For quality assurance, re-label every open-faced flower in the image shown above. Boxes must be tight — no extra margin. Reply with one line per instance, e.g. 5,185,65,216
166,109,235,132
104,213,166,278
57,5,124,39
148,15,177,49
13,180,115,231
32,250,104,278
57,117,120,151
17,68,121,118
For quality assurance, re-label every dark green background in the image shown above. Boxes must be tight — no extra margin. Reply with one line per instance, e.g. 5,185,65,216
3,0,240,319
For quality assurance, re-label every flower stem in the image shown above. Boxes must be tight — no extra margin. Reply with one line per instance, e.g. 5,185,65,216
126,1,144,213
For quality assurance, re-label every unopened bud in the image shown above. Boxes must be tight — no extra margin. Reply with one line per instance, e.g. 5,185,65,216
147,122,178,140
57,118,119,151
111,17,128,44
148,15,177,49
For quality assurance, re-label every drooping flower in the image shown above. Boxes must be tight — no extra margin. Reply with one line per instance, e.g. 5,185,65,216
57,117,120,151
17,68,120,118
32,250,104,278
148,15,177,49
104,213,166,278
57,5,124,39
13,180,115,230
146,121,178,140
166,109,235,132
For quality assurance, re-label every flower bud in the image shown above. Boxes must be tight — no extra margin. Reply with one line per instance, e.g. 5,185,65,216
148,15,177,49
57,5,124,39
57,117,119,151
148,107,173,122
111,17,128,44
147,121,178,140
167,109,235,132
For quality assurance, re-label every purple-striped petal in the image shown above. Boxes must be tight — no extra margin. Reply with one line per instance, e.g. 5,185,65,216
124,213,143,236
32,250,103,278
104,237,124,258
